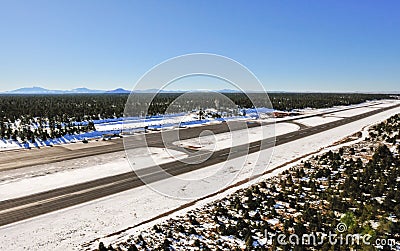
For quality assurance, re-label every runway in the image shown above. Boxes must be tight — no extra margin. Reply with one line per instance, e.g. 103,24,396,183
0,102,397,227
0,102,377,172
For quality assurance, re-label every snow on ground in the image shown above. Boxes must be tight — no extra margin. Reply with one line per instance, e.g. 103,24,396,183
368,100,400,108
0,147,187,200
0,131,121,151
173,122,298,151
96,114,193,131
263,99,387,123
328,106,379,118
294,101,397,127
295,116,342,127
0,139,21,151
0,101,399,250
96,114,250,132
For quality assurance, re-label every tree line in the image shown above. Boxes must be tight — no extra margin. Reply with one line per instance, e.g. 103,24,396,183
0,93,395,142
0,93,393,122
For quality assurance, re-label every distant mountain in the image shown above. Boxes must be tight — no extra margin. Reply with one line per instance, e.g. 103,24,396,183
70,87,103,93
6,86,107,94
217,89,241,93
106,88,130,94
7,86,63,94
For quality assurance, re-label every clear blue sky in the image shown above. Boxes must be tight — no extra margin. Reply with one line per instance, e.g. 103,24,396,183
0,0,399,92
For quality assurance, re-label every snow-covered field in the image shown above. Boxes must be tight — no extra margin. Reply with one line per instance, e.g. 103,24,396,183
0,100,399,250
328,106,379,118
295,116,342,127
0,139,21,151
96,113,202,131
367,101,399,108
173,122,298,151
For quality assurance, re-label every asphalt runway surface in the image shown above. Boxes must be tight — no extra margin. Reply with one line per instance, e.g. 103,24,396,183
0,102,398,226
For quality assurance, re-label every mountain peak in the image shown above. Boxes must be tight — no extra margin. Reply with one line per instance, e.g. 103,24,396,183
106,88,130,93
8,86,53,94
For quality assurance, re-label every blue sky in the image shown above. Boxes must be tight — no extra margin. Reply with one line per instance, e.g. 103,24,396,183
0,0,399,92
